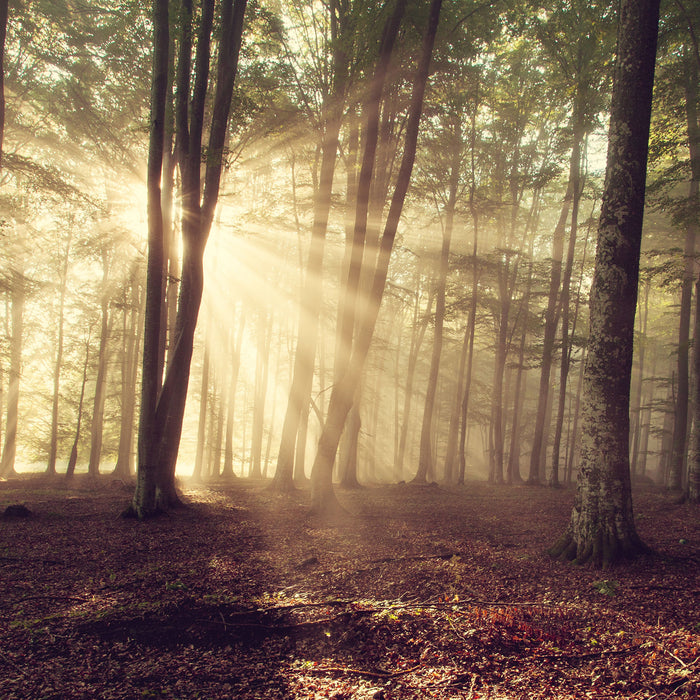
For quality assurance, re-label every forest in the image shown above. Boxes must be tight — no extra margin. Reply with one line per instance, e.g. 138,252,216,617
0,0,699,697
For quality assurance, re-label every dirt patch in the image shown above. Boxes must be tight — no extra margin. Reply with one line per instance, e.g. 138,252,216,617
1,476,698,698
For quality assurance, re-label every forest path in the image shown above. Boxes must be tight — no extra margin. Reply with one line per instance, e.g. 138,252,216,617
0,476,698,698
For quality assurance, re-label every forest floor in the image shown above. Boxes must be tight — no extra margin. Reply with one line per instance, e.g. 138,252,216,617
0,476,699,699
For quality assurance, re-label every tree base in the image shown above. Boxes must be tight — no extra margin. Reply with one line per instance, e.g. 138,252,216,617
307,488,350,524
269,474,296,494
548,529,652,568
121,503,163,520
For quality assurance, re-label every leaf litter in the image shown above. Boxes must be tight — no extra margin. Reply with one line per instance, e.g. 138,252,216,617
0,476,698,699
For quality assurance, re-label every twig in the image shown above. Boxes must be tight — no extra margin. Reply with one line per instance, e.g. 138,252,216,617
4,593,88,607
290,663,421,679
0,555,64,565
0,651,29,677
537,645,644,663
371,552,461,563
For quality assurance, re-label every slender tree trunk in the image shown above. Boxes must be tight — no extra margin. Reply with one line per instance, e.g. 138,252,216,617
47,231,72,475
396,282,433,479
67,331,92,478
507,261,533,484
551,130,584,486
222,310,245,479
250,311,271,479
685,58,700,501
131,0,247,517
193,320,211,481
630,278,650,476
272,1,349,493
310,0,442,515
550,0,659,565
491,249,518,485
130,0,169,515
669,203,695,491
88,278,112,479
458,216,480,485
444,311,469,484
414,138,460,484
0,273,24,478
114,268,143,479
210,374,225,479
528,182,574,484
0,0,8,171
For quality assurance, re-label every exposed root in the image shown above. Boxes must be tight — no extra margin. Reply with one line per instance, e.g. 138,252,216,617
548,528,652,568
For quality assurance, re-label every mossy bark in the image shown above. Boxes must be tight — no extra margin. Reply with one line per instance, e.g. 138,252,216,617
550,0,660,566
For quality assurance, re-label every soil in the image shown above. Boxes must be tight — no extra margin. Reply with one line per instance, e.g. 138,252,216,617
1,476,698,699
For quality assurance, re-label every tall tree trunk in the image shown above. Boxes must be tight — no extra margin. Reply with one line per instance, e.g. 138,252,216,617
630,277,650,476
47,230,72,475
310,0,442,516
114,269,144,480
131,0,247,517
67,331,92,478
193,321,211,481
250,311,271,479
395,281,433,479
507,260,533,484
685,58,700,501
210,374,225,479
669,203,695,492
458,214,480,485
0,0,8,171
550,0,659,566
444,309,469,484
222,310,245,479
528,182,574,484
130,0,169,515
414,137,460,484
491,249,518,485
550,129,584,486
272,0,349,493
0,273,24,478
88,273,112,479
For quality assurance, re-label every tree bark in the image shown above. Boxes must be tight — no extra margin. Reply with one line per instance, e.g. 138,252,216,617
193,318,211,481
549,0,659,566
0,272,24,478
685,57,700,501
222,310,245,479
272,0,349,493
309,0,442,516
528,182,573,484
0,0,8,171
395,280,433,480
131,0,247,516
414,134,461,484
114,269,143,480
550,128,584,486
47,230,72,475
67,331,92,479
88,253,112,478
130,0,169,516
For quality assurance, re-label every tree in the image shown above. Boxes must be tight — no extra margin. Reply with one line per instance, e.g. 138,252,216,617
527,0,614,485
271,0,352,492
130,0,248,517
549,0,660,566
309,0,443,516
412,105,464,485
0,0,7,170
